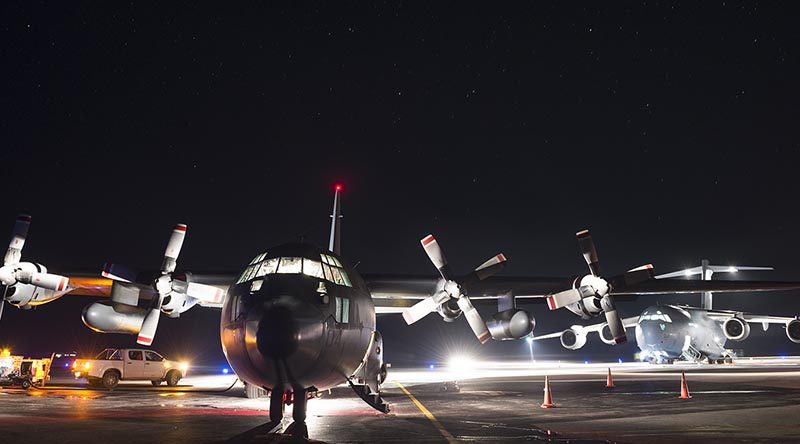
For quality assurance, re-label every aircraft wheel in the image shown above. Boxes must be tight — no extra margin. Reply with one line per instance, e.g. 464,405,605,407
102,371,120,390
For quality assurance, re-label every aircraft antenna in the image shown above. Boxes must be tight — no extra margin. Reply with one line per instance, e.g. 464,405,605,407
328,184,343,255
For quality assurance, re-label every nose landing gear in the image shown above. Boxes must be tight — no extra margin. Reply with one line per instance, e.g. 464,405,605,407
269,385,309,439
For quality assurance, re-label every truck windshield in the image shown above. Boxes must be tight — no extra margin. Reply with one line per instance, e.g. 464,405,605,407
94,349,123,360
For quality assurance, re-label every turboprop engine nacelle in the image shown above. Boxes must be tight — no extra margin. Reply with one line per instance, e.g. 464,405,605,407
723,317,751,341
82,301,146,334
786,319,800,344
436,300,462,322
486,308,535,340
564,293,604,320
560,326,588,350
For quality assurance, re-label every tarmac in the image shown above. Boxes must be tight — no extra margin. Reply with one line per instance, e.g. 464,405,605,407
1,358,799,443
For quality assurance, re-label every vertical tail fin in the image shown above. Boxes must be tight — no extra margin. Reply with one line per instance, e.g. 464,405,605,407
328,184,343,255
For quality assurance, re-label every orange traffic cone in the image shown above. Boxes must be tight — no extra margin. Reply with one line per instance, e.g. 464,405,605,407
678,371,692,399
541,375,556,408
606,367,615,388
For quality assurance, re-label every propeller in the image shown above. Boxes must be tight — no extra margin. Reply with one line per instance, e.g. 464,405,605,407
402,234,507,344
545,229,648,345
0,215,70,320
136,224,223,346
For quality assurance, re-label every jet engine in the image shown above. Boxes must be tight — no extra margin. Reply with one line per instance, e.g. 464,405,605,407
486,308,535,340
82,301,146,334
786,319,800,344
560,326,588,350
723,317,751,341
599,323,617,346
436,299,462,322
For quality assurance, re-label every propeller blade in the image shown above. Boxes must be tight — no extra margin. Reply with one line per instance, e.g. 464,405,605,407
420,235,453,280
546,285,600,310
0,286,7,321
102,262,138,283
161,224,187,274
137,308,161,346
546,288,581,310
402,289,451,324
599,295,627,344
576,229,601,276
4,214,31,266
465,253,508,283
26,272,69,291
185,282,225,304
402,296,439,325
456,296,491,343
610,264,654,288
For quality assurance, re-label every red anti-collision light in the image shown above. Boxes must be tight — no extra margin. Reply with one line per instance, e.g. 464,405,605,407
334,184,343,192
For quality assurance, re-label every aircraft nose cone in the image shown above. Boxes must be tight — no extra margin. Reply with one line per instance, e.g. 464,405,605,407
255,300,324,362
256,305,299,359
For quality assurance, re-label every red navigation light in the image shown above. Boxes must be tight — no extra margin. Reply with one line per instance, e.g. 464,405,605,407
334,183,343,192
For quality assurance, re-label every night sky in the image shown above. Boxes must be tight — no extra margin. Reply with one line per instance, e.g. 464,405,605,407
2,2,800,366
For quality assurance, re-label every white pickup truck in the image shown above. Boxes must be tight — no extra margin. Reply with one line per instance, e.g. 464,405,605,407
73,348,188,389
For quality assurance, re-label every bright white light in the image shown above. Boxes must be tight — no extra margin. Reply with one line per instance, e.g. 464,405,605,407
728,266,738,273
448,354,477,371
684,269,693,277
525,336,534,344
222,368,229,374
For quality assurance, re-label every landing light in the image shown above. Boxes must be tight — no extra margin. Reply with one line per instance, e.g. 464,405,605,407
728,266,738,273
684,270,692,277
0,349,10,357
525,336,534,344
179,362,190,372
222,368,230,374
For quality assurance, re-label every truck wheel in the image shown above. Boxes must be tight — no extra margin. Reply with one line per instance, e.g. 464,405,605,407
21,379,32,390
165,370,181,387
151,380,162,387
102,371,120,390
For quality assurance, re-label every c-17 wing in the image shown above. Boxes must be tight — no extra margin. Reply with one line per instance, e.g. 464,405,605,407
703,309,798,325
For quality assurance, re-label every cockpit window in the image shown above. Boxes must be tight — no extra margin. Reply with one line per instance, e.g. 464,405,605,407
640,313,673,323
237,252,353,287
330,266,345,285
303,259,324,279
250,253,266,265
277,257,302,274
256,258,279,277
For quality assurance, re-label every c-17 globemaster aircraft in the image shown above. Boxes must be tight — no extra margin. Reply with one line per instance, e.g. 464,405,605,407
5,187,800,438
534,261,800,363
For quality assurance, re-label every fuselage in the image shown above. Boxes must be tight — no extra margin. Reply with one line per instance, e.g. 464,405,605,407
635,304,727,362
220,243,375,391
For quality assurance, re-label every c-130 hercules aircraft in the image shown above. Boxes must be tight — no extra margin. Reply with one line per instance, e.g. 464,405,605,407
5,186,800,438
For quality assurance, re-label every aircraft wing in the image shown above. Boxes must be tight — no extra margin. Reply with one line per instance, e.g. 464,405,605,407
609,279,800,295
532,317,640,341
65,274,234,309
704,309,797,325
364,274,574,313
366,272,800,313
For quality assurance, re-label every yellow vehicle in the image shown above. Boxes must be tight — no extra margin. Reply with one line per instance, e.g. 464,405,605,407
1,353,53,389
